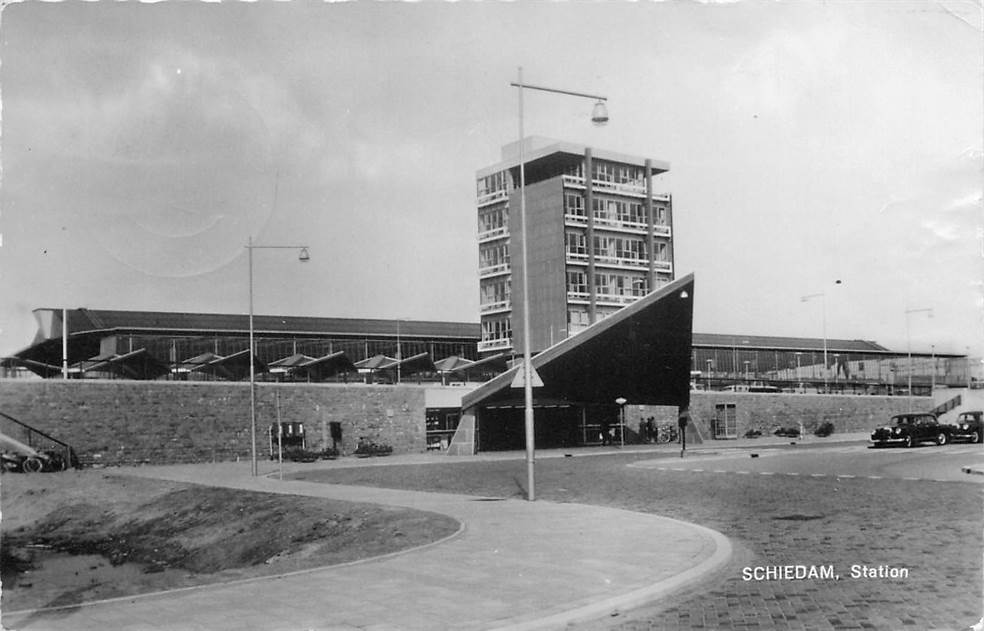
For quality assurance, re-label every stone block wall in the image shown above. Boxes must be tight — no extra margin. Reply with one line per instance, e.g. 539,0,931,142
621,394,923,443
688,392,919,440
0,380,427,467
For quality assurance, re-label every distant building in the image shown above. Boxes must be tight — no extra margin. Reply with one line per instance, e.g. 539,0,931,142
476,137,674,355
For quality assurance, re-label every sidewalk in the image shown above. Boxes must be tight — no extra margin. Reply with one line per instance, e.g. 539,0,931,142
3,459,732,631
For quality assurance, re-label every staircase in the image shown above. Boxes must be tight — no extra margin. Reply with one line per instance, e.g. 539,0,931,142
931,395,962,418
0,410,79,469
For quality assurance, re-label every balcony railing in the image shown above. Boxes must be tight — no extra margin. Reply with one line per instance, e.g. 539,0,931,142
478,262,510,278
479,299,511,314
595,292,645,306
562,175,672,202
477,189,509,207
564,213,672,237
565,252,672,274
593,254,650,269
478,226,509,243
478,337,512,353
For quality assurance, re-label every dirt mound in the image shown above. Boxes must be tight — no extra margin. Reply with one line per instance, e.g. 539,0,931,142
1,470,458,610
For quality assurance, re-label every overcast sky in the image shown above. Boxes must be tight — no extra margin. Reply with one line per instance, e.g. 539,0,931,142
1,0,981,358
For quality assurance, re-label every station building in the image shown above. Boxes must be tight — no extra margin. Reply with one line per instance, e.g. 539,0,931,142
0,137,976,462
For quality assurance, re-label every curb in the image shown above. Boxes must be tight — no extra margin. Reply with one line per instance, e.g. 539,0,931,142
494,517,733,631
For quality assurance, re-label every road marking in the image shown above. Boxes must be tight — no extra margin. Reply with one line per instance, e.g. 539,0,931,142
810,473,826,478
735,471,750,475
837,474,855,479
786,472,800,476
713,469,726,473
868,476,883,479
902,477,919,481
759,471,775,476
692,469,704,473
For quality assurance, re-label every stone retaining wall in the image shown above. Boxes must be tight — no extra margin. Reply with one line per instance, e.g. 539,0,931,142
0,380,427,466
0,380,933,464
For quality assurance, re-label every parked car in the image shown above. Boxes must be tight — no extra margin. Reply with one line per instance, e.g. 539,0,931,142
870,413,952,448
949,411,983,444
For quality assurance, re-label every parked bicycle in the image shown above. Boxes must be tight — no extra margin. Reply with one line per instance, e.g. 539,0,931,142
656,425,679,444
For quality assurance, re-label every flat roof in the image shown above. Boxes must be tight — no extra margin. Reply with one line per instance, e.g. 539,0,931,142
476,137,671,179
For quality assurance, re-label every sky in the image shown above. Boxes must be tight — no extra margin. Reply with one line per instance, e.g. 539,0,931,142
1,0,981,359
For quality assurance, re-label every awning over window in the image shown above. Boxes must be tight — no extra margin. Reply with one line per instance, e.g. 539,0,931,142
82,348,171,380
279,351,356,381
194,349,267,381
355,354,399,371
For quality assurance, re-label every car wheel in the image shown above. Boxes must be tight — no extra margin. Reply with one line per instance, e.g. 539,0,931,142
22,457,44,473
936,432,948,446
904,435,915,448
975,430,983,444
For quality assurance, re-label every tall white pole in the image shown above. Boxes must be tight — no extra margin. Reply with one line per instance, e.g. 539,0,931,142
906,310,912,413
249,236,258,476
821,293,828,392
518,66,535,502
62,308,69,379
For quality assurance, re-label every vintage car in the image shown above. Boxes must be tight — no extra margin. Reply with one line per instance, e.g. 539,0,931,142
949,411,983,444
870,413,952,448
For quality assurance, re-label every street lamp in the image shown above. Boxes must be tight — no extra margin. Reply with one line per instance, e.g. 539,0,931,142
615,397,627,448
905,307,933,412
247,237,310,477
743,360,751,382
511,67,608,502
705,359,713,391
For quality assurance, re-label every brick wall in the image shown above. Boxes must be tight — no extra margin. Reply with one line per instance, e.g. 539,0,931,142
0,380,427,467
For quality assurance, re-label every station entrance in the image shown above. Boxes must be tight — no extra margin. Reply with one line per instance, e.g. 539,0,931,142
476,402,624,451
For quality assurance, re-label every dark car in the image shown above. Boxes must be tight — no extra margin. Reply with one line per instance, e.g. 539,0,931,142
870,413,951,448
949,411,983,444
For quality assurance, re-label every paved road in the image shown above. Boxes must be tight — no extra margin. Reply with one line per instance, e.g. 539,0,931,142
296,438,982,631
581,442,984,631
631,441,984,483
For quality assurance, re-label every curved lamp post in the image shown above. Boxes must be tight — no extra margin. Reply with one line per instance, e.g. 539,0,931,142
247,237,310,476
511,67,608,501
615,397,627,449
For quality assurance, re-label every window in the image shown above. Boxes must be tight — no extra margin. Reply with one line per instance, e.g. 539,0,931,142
477,171,510,198
653,242,667,261
481,317,512,342
566,231,587,257
565,192,585,217
654,205,666,225
479,243,510,269
478,206,508,234
566,270,587,294
567,308,590,332
593,161,616,183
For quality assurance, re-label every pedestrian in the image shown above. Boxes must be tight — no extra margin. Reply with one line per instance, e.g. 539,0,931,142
600,418,611,445
646,416,656,443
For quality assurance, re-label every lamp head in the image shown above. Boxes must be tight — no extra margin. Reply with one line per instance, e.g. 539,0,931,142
298,248,311,262
591,100,609,126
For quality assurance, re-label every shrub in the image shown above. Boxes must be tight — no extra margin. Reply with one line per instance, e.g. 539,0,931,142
814,422,835,438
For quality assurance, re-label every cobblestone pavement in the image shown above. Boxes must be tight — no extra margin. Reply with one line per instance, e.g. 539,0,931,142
302,449,983,631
